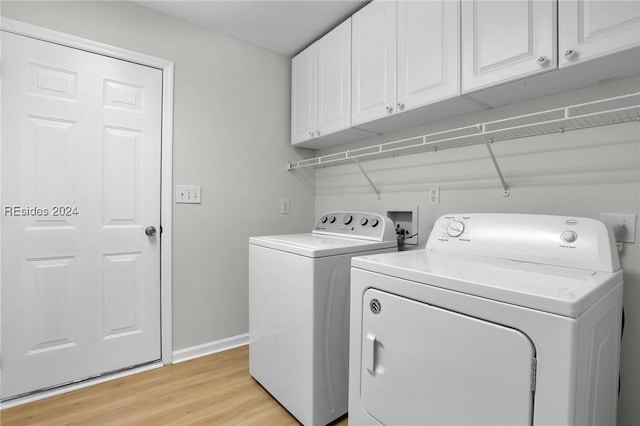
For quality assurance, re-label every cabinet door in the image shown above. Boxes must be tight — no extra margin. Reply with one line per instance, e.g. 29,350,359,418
291,43,317,144
398,0,460,111
462,0,557,93
559,0,640,68
317,19,352,137
351,1,397,126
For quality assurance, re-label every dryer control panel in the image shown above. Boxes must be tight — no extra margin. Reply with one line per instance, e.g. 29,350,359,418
313,212,396,242
427,214,620,272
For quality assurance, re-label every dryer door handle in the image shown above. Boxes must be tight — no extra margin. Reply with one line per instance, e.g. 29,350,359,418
364,333,377,373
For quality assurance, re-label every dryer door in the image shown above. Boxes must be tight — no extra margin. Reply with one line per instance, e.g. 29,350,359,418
360,288,535,426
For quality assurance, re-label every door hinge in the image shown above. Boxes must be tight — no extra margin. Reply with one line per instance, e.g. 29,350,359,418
531,357,537,391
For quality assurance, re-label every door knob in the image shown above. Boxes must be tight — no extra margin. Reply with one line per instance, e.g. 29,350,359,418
145,226,157,237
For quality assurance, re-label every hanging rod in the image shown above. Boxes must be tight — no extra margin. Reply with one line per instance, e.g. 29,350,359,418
287,92,640,173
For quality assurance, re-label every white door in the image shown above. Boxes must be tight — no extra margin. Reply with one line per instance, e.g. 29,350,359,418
317,18,352,138
360,289,535,426
1,32,162,400
291,42,317,144
461,0,556,93
351,0,397,126
559,0,640,67
397,0,460,111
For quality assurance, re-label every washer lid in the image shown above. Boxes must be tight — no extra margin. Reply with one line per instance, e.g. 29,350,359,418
351,249,622,318
250,233,397,258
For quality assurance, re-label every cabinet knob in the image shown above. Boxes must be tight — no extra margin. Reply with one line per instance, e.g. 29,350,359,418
397,103,405,110
385,105,393,113
536,55,549,65
564,49,576,59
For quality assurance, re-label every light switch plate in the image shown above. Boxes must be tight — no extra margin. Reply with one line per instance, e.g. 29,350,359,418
280,198,290,214
176,185,201,204
600,213,636,243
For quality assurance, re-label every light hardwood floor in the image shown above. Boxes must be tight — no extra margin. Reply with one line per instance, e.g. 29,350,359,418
1,345,348,425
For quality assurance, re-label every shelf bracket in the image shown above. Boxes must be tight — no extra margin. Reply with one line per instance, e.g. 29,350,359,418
350,152,381,200
481,129,510,197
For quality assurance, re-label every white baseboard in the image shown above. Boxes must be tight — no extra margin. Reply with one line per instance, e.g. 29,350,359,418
172,333,249,364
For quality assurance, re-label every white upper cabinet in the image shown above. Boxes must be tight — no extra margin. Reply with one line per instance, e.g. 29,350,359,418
291,43,318,144
559,0,640,67
291,19,352,145
461,0,557,93
353,0,463,127
397,0,461,111
351,1,397,126
317,19,353,137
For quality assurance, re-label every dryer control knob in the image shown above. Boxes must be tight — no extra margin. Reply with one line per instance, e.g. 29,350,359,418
343,215,353,225
370,218,379,227
561,230,578,243
329,216,336,223
321,216,328,223
360,217,368,226
447,221,465,237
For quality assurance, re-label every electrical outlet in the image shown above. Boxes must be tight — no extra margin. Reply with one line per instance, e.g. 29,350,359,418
176,185,201,204
280,198,290,214
428,187,440,205
600,213,636,243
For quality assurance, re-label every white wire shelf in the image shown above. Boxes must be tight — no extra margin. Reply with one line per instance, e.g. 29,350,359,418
287,92,640,171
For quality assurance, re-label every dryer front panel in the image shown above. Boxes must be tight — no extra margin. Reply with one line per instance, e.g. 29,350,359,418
360,288,536,426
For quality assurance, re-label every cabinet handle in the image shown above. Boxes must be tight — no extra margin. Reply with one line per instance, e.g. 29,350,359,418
385,105,393,113
536,55,549,65
564,49,576,59
397,103,405,110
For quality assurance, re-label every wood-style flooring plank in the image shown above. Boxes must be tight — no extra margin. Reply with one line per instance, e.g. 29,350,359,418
1,345,348,425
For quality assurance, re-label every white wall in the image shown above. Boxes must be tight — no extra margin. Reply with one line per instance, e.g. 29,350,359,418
314,76,640,426
0,1,315,351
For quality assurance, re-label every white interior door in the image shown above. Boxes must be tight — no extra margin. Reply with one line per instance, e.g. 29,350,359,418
1,31,162,400
360,289,535,426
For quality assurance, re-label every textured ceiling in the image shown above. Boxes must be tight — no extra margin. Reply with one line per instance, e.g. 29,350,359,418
132,0,368,57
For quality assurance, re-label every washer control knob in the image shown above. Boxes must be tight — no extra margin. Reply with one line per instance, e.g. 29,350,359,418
447,221,465,237
360,217,368,226
561,230,578,243
329,216,336,224
370,218,379,227
321,216,328,223
343,215,353,225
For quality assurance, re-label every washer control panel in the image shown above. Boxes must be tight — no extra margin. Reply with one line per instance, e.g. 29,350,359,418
313,212,395,242
427,213,619,272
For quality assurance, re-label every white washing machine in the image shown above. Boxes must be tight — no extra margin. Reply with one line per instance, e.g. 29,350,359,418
349,214,623,426
249,212,397,426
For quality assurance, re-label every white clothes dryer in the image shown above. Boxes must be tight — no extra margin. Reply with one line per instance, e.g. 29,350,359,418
349,214,623,426
250,212,397,426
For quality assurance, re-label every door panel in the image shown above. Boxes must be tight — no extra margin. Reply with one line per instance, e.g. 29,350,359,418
351,0,397,126
291,43,317,144
559,0,640,67
462,0,556,93
1,31,162,399
397,0,460,109
360,288,535,426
